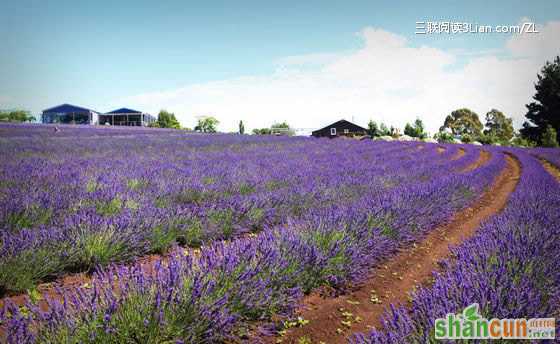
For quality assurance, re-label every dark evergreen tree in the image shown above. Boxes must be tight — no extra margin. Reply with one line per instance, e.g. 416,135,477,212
521,56,560,145
367,120,379,137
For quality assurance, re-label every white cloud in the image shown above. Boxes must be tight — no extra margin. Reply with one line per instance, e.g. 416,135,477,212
506,19,560,59
275,52,343,68
121,20,560,134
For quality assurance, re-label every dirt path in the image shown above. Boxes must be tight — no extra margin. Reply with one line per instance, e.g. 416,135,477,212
274,153,520,344
460,149,490,172
451,147,465,160
541,158,560,181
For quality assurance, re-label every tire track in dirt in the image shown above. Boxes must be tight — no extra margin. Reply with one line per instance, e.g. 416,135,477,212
540,158,560,181
273,153,520,344
451,147,465,160
459,149,491,172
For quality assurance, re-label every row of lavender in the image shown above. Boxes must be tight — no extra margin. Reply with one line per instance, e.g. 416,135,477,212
0,124,471,294
0,132,503,342
351,149,560,343
529,146,560,168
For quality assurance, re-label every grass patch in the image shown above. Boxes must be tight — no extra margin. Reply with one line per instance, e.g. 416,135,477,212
237,183,255,195
178,219,204,247
149,225,178,254
264,180,289,191
127,178,148,190
0,247,65,294
71,228,128,270
247,207,265,230
174,189,216,205
367,214,398,239
6,205,52,231
154,196,169,209
96,197,123,216
202,176,216,185
208,209,235,239
86,180,98,193
125,199,140,210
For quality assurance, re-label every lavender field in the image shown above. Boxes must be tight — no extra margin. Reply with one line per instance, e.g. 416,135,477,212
352,149,560,343
0,123,558,343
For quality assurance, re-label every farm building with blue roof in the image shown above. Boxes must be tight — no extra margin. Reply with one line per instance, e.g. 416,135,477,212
100,108,156,126
42,104,155,126
42,104,100,125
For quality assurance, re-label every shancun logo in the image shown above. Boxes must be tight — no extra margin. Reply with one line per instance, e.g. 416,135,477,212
434,303,555,340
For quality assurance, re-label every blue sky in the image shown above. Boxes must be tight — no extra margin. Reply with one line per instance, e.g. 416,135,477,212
1,0,559,132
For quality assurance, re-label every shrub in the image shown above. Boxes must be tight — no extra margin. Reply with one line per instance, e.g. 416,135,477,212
460,133,474,143
434,131,454,143
96,198,123,217
149,225,179,254
70,227,135,270
541,125,559,147
208,209,235,239
0,247,64,294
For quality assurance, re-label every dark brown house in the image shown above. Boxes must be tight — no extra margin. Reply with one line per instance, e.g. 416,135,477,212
311,119,368,138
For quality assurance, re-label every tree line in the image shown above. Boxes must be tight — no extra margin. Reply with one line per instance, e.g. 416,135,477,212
2,56,559,147
0,110,34,122
149,110,220,133
368,56,560,147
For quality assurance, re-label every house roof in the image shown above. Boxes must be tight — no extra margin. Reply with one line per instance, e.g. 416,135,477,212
106,107,142,114
42,103,98,114
312,119,367,133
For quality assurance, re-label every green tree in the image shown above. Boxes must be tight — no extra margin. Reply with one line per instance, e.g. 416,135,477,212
367,120,380,137
477,133,498,145
521,56,560,145
461,133,474,143
404,118,427,139
156,110,180,129
434,130,454,143
440,108,483,137
0,110,34,122
379,123,390,136
484,109,513,142
195,116,219,133
271,121,295,136
252,128,271,135
238,120,245,134
404,123,414,136
511,134,536,148
541,125,559,147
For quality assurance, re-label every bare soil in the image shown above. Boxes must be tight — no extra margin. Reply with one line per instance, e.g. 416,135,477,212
541,158,560,181
460,150,491,172
451,148,465,160
273,153,520,344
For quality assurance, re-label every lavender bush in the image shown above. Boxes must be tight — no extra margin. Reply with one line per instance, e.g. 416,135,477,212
529,146,560,168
